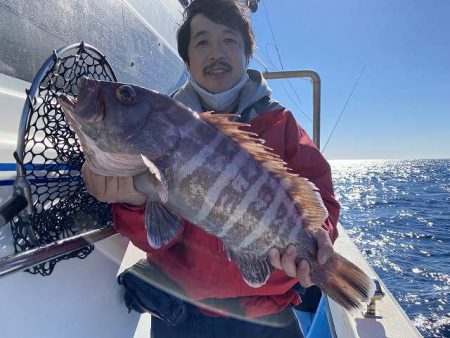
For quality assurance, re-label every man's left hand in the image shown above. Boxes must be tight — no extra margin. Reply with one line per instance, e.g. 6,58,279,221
269,227,334,287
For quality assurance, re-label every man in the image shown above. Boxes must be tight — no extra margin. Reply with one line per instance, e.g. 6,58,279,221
82,0,339,336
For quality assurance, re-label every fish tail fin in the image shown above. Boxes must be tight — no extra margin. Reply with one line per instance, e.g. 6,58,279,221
310,252,375,311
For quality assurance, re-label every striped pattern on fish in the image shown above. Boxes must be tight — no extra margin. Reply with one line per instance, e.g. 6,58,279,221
171,114,307,256
58,78,375,310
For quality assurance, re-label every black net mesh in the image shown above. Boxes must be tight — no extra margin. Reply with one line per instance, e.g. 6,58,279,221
11,43,117,276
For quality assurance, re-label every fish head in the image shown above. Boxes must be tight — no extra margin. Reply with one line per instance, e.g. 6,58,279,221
58,77,183,175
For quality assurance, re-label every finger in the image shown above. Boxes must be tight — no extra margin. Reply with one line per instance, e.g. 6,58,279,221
317,244,333,265
297,260,313,288
121,176,136,195
102,175,120,203
81,162,90,179
121,176,147,206
269,248,282,269
86,169,110,202
315,230,334,265
81,164,95,193
280,245,297,278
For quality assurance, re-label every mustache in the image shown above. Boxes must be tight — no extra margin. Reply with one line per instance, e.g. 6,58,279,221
203,60,232,74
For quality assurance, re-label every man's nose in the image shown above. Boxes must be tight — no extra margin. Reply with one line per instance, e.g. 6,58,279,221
208,42,226,61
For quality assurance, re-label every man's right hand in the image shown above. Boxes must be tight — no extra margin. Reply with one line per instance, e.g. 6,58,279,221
81,163,147,206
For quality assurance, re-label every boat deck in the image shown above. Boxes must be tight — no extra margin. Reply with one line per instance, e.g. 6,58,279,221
329,223,423,338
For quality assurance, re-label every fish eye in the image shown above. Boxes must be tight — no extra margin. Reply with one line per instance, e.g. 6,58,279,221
116,85,136,104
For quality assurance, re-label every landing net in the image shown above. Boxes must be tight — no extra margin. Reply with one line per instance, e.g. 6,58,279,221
11,42,116,276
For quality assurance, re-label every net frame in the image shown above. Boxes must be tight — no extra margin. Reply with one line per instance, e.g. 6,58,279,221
11,42,117,276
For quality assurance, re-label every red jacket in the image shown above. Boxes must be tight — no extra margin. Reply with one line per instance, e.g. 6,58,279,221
112,108,340,318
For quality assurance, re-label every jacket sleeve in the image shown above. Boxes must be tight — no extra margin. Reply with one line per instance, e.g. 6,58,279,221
283,110,340,243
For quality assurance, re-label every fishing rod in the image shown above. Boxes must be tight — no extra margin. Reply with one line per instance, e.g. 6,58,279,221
321,65,366,153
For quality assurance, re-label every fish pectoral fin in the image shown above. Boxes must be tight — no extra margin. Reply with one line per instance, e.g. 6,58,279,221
140,154,169,203
225,246,274,288
145,201,182,249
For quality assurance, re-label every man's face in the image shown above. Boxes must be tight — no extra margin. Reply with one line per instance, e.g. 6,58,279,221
187,14,248,94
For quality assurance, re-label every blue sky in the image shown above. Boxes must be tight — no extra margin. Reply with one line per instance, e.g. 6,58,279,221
249,0,450,160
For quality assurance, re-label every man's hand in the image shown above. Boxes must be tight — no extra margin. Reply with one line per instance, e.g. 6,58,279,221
81,163,147,206
269,227,333,287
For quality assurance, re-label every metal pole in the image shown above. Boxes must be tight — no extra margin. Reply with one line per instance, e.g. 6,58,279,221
262,70,321,149
0,227,117,278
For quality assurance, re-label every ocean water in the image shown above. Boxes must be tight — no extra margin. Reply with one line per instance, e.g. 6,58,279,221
330,159,449,338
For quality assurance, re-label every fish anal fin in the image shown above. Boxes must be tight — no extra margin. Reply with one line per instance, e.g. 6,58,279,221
145,201,182,249
201,112,328,230
224,245,274,288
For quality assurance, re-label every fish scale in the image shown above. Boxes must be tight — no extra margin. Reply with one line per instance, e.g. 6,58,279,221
174,118,301,254
238,185,287,250
177,129,285,245
195,150,248,225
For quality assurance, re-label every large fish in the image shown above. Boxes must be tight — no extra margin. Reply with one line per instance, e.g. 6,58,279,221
59,77,374,310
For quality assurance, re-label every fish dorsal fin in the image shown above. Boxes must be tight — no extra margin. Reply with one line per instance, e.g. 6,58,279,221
201,112,328,230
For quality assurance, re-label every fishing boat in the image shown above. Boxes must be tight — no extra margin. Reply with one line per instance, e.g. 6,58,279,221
0,1,423,337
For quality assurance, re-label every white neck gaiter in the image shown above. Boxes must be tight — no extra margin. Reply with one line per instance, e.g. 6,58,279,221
188,72,249,112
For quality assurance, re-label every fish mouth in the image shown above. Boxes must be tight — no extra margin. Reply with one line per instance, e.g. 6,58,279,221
91,90,106,124
58,93,81,131
58,89,104,126
58,93,96,145
58,94,77,115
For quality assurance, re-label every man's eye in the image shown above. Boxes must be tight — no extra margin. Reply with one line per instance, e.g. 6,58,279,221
196,40,208,47
224,38,236,44
116,85,137,104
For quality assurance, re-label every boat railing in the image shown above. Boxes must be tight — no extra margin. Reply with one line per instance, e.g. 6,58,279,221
263,70,321,149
